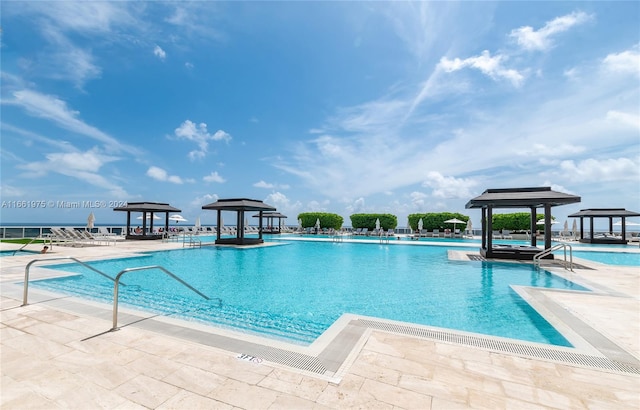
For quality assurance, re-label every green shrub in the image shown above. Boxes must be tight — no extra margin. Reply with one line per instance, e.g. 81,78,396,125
492,213,550,231
297,212,344,230
350,214,398,230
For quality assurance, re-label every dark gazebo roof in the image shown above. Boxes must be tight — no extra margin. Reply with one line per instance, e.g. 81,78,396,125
202,198,276,245
568,208,640,245
568,208,640,218
202,198,276,212
253,211,287,218
466,187,581,209
113,202,181,212
465,187,581,261
113,202,181,240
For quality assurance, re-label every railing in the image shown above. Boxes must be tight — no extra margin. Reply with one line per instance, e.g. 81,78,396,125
533,243,573,271
379,233,390,244
183,234,202,247
22,257,119,306
13,235,52,255
111,265,209,331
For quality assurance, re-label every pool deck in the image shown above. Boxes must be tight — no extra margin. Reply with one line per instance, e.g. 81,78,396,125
1,238,639,409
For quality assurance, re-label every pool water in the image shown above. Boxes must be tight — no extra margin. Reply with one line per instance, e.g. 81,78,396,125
0,249,38,257
32,241,586,346
571,251,640,266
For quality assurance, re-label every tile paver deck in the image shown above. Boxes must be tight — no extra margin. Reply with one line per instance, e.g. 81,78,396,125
1,238,639,409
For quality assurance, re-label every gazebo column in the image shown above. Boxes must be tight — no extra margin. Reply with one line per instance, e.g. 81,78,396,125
544,204,552,250
238,211,245,241
580,218,584,240
486,206,493,257
258,211,264,240
216,210,221,241
530,207,537,247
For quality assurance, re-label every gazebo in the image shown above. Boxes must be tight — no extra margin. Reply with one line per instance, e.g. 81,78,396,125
568,208,640,244
202,198,276,245
253,211,288,234
465,187,581,260
113,202,181,240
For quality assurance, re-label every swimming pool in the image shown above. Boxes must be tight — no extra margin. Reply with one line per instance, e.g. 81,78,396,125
0,249,38,257
32,241,586,346
571,250,640,266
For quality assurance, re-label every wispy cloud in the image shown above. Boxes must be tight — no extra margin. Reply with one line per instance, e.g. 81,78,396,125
509,11,592,51
19,148,128,196
6,89,142,155
422,172,478,199
203,171,226,183
602,46,640,75
438,50,524,87
173,120,231,160
153,45,167,60
558,157,640,182
254,180,290,190
146,166,184,184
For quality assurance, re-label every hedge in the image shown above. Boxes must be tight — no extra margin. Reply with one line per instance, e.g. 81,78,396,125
297,212,344,230
350,214,398,230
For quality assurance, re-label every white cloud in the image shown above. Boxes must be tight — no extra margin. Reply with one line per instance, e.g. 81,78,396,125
191,193,218,208
254,180,274,189
19,148,127,196
559,157,640,182
185,62,194,69
602,47,640,75
173,120,232,160
422,172,478,199
516,143,586,158
146,166,184,184
264,192,302,215
606,110,640,130
8,90,141,155
438,50,524,87
509,11,592,51
153,45,166,60
0,184,26,198
203,171,225,183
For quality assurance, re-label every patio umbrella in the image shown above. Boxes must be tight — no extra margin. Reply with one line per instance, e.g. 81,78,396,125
375,218,380,230
169,215,187,223
444,218,466,232
137,214,161,220
572,219,578,238
563,220,570,237
536,219,559,225
195,217,201,230
86,212,95,231
417,218,423,231
315,218,321,229
466,219,473,235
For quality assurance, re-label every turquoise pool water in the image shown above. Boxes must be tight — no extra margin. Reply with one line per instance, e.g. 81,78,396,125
32,241,587,346
0,249,38,257
571,251,640,266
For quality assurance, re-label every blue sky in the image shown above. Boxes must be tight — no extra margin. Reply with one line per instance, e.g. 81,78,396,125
1,1,639,228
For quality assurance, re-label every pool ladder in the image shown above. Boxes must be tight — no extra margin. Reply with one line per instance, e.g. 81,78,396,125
533,243,573,271
183,234,202,248
21,258,210,331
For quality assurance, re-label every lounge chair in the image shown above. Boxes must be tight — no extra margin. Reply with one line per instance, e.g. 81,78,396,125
444,229,452,238
360,228,369,236
453,229,462,238
502,230,513,240
492,230,503,239
353,228,362,235
432,229,440,237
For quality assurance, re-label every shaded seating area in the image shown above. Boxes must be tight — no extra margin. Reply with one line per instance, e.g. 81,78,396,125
202,198,276,245
253,211,287,234
113,202,181,240
568,208,640,245
466,187,581,261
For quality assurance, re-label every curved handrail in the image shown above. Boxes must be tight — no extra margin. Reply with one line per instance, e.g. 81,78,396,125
13,236,52,256
111,265,210,331
23,257,119,306
533,243,573,271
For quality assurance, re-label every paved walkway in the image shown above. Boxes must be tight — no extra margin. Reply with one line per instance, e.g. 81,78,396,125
1,238,639,409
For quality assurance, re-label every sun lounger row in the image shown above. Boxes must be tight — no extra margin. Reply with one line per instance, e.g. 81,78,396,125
49,228,116,246
411,229,463,239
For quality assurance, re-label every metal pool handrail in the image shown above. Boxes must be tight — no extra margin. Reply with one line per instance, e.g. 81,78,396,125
533,243,573,271
23,257,119,306
111,265,210,331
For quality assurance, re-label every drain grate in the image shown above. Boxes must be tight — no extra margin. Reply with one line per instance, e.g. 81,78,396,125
237,345,328,375
467,254,485,261
356,319,640,375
